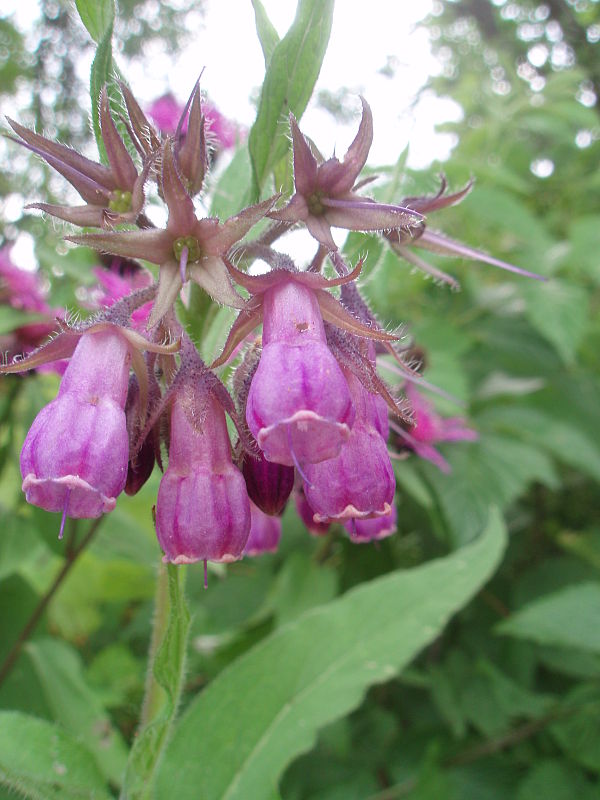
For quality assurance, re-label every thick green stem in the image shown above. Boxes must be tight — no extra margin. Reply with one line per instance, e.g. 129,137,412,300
120,561,190,800
139,561,170,729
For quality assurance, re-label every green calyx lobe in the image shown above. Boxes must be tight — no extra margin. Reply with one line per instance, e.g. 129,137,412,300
173,236,202,263
108,189,133,213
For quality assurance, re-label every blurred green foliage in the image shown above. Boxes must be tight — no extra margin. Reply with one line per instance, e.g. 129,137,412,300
0,1,599,798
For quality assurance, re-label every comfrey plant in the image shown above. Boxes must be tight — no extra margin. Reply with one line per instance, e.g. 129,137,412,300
2,78,542,572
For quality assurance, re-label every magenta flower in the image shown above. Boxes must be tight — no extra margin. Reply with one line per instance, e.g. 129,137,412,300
147,93,184,135
212,254,398,469
0,246,49,314
0,246,64,369
303,370,395,523
268,98,422,250
8,87,148,228
243,502,282,557
147,93,239,149
1,286,178,532
89,260,153,331
20,329,131,522
294,488,331,537
344,504,397,543
246,279,355,467
392,386,478,473
154,338,251,564
204,101,240,150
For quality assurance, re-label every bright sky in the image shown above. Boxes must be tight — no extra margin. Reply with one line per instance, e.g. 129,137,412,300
124,0,461,168
3,0,463,264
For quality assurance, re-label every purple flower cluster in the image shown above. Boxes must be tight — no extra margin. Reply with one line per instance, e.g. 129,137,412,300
2,80,535,568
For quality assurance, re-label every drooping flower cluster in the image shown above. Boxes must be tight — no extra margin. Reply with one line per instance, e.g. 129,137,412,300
2,81,538,568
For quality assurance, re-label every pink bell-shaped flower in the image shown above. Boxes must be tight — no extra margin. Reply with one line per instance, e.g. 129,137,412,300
243,502,282,557
303,370,395,523
294,487,331,536
20,329,131,519
155,366,251,565
344,504,397,543
247,279,355,467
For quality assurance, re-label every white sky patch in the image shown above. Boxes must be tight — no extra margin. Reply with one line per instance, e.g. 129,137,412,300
3,0,457,169
122,0,457,169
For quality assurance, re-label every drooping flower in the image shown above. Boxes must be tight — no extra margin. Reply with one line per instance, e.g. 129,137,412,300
19,329,131,522
294,487,331,536
213,252,398,468
268,98,422,250
391,385,478,473
344,504,397,543
154,339,251,564
8,87,149,228
0,287,178,531
243,502,282,557
302,369,395,523
68,139,275,326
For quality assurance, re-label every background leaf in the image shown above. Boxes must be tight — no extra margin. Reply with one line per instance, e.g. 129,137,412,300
74,0,115,44
24,638,128,787
248,0,334,196
156,508,506,800
497,582,600,654
0,711,110,800
251,0,280,67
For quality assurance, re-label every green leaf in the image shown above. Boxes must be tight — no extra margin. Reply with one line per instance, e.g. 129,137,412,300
0,711,111,800
156,508,506,800
517,760,598,800
122,563,190,799
550,683,600,773
522,279,589,364
74,0,115,44
89,25,115,164
420,434,557,547
24,638,128,786
476,406,600,484
209,146,253,219
497,582,600,654
251,0,280,67
248,0,334,196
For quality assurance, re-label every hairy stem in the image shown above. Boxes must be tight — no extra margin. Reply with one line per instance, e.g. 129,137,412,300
139,561,170,729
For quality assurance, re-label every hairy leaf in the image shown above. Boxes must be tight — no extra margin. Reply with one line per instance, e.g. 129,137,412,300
0,711,110,800
156,509,506,800
248,0,334,196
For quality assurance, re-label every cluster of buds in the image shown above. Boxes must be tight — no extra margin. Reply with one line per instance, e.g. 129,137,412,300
2,79,539,569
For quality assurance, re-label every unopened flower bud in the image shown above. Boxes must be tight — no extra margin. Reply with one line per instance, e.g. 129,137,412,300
242,449,294,516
